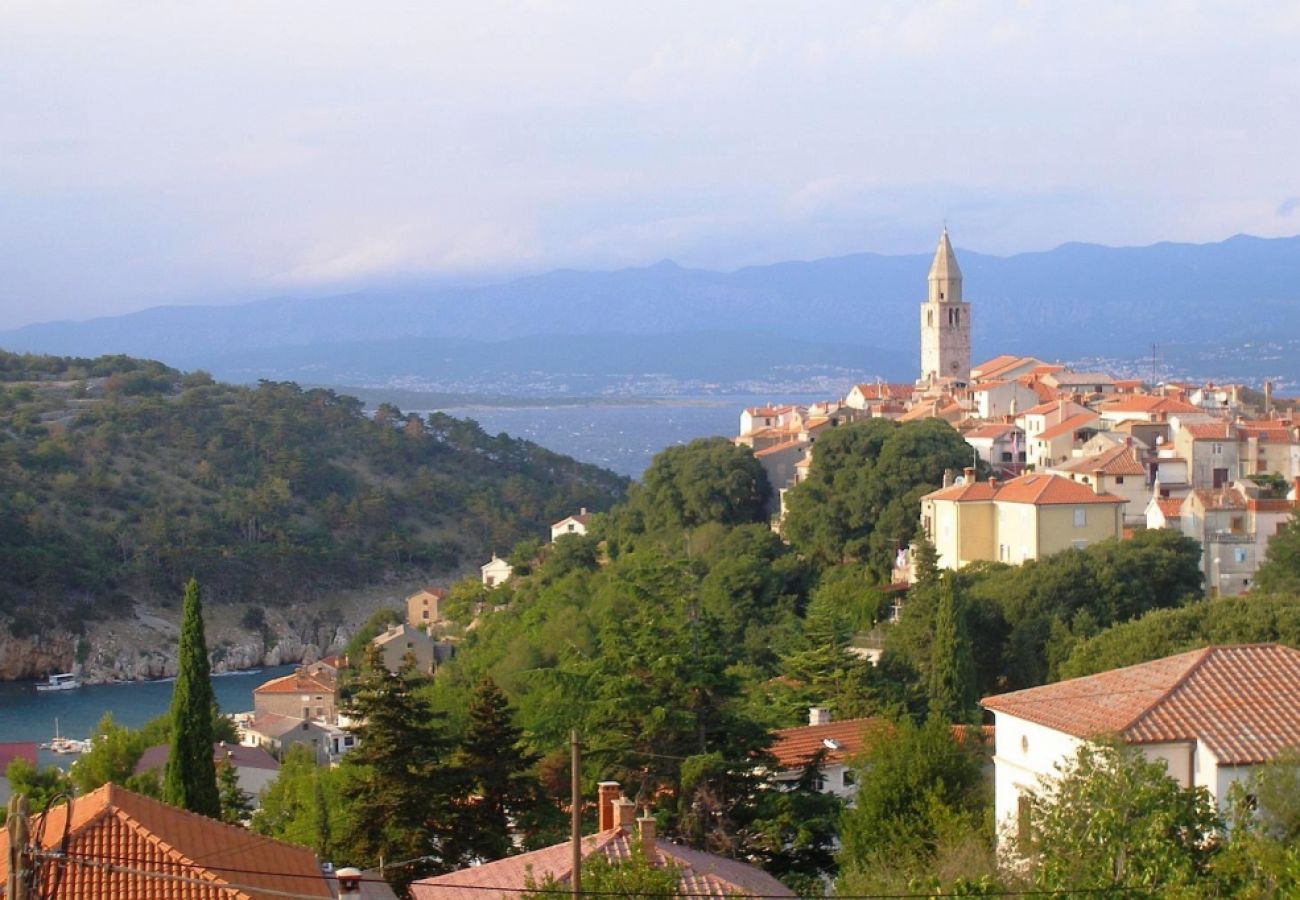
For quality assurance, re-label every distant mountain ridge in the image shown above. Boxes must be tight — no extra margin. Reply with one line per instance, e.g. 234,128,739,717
4,233,1299,386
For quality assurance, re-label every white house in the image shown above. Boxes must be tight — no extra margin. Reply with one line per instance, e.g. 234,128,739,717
481,554,514,588
769,709,874,800
981,644,1300,850
550,508,592,541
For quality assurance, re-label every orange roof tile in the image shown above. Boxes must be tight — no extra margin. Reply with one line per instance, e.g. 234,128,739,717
770,717,878,769
922,480,1001,502
1191,488,1247,510
964,423,1019,440
253,670,336,696
1099,395,1202,415
1183,421,1234,440
993,473,1124,505
851,383,914,400
1021,398,1077,418
1051,445,1146,478
410,826,792,899
971,354,1021,377
982,644,1300,764
0,784,331,899
1036,412,1101,442
1154,498,1184,518
754,439,805,458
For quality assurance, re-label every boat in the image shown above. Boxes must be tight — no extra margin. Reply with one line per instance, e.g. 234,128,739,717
35,672,81,692
40,718,90,754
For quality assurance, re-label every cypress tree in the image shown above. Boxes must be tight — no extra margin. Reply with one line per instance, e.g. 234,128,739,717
927,577,977,722
164,578,220,817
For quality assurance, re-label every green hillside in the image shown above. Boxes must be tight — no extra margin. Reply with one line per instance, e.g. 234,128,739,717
0,350,627,633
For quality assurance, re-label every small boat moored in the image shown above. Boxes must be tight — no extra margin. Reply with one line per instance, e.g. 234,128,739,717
35,672,82,692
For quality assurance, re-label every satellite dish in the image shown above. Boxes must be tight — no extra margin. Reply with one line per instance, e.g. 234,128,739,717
953,475,966,485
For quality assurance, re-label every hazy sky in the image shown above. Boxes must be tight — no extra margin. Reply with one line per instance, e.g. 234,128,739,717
2,1,1298,328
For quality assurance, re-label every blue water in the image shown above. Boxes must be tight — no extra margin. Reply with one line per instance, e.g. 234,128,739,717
0,667,295,770
428,393,826,478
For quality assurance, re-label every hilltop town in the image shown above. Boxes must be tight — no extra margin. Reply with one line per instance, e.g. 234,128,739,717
738,228,1299,598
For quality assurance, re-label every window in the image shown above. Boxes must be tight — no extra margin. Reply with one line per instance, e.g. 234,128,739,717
1212,443,1223,455
843,770,856,787
1073,507,1086,527
927,310,934,327
1115,476,1125,485
1234,547,1248,564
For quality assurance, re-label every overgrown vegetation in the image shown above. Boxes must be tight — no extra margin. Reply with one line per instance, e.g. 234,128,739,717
0,350,626,629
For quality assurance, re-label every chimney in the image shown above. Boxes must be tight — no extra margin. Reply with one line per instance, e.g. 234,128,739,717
336,867,362,895
598,782,621,831
580,507,587,516
1093,468,1106,494
637,816,657,857
614,797,637,828
943,469,955,488
1265,380,1274,415
989,477,1000,490
1293,476,1300,507
808,707,830,726
963,466,976,483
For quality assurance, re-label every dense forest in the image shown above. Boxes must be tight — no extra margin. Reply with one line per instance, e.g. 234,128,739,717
0,349,627,635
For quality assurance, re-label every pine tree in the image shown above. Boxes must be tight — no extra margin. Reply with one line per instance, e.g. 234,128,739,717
912,536,941,588
164,578,220,817
336,645,458,892
217,757,253,825
453,677,545,861
927,577,977,722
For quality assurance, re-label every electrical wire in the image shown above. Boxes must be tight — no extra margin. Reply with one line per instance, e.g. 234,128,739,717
31,847,1162,899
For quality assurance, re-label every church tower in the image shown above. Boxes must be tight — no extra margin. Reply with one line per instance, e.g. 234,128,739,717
918,227,971,386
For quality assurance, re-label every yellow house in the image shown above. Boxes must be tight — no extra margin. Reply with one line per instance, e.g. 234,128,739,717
920,472,1125,570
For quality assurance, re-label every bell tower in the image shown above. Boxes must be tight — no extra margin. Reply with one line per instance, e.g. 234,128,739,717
918,227,971,386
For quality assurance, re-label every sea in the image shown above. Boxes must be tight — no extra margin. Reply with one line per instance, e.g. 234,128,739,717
0,666,296,770
425,392,827,478
0,392,826,763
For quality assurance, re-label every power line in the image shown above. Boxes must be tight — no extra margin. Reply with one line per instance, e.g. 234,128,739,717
30,848,1162,899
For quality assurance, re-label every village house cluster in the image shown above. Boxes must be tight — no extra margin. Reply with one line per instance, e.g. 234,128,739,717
736,228,1300,597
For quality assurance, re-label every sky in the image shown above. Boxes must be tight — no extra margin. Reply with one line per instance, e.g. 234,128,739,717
1,1,1299,329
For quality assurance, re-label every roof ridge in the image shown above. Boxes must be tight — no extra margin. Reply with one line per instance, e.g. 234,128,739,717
108,799,241,895
1118,647,1216,735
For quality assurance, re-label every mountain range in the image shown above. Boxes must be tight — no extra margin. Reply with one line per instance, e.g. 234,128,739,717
4,233,1299,393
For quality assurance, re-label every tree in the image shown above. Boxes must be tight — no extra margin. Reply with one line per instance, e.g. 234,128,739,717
453,676,548,860
523,843,681,900
336,645,459,891
70,712,147,794
1214,751,1300,895
252,746,343,858
4,758,73,810
217,758,254,825
164,578,220,817
837,716,990,895
1020,741,1221,893
928,577,977,722
1256,517,1300,595
627,437,771,533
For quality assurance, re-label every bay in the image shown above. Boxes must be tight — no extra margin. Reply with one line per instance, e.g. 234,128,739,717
0,666,295,770
425,393,827,479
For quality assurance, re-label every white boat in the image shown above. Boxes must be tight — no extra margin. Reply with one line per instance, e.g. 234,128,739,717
35,672,81,692
40,718,90,754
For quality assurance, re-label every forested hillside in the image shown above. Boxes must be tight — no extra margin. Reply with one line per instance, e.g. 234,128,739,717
0,350,627,636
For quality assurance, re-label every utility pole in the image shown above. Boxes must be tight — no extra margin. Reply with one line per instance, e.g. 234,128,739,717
6,794,30,900
570,731,582,900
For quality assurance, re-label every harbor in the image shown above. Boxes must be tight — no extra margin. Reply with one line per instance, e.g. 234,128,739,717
0,665,294,770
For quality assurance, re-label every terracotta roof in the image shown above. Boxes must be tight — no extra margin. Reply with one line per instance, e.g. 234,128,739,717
994,473,1124,505
135,742,280,776
246,713,315,740
0,783,331,899
1191,488,1248,510
1183,421,1234,440
1037,412,1101,442
969,380,1008,393
754,439,805,458
1051,445,1145,478
1099,395,1202,415
971,354,1022,377
982,644,1300,764
964,423,1018,440
744,405,796,417
253,670,336,696
1154,497,1185,518
1045,370,1116,386
923,480,1001,502
410,827,793,899
851,383,914,400
1238,421,1295,441
1021,398,1079,418
770,717,878,769
314,654,342,669
0,742,37,770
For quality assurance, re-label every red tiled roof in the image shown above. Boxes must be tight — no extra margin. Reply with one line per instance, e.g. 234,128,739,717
1190,488,1247,510
1036,412,1101,442
754,439,805,458
1183,421,1234,440
1154,498,1184,518
994,473,1124,505
0,742,37,770
852,383,914,400
410,827,793,899
135,742,281,776
982,644,1300,764
0,783,331,899
1021,398,1078,418
923,480,1001,502
971,354,1022,377
969,380,1008,393
1238,421,1295,441
253,670,336,695
770,717,878,769
964,423,1018,440
1099,395,1202,415
1051,444,1146,477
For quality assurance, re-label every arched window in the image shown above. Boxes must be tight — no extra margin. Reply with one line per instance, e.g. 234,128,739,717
927,310,934,327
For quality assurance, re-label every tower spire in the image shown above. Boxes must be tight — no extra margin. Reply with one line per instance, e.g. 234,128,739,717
927,228,962,302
